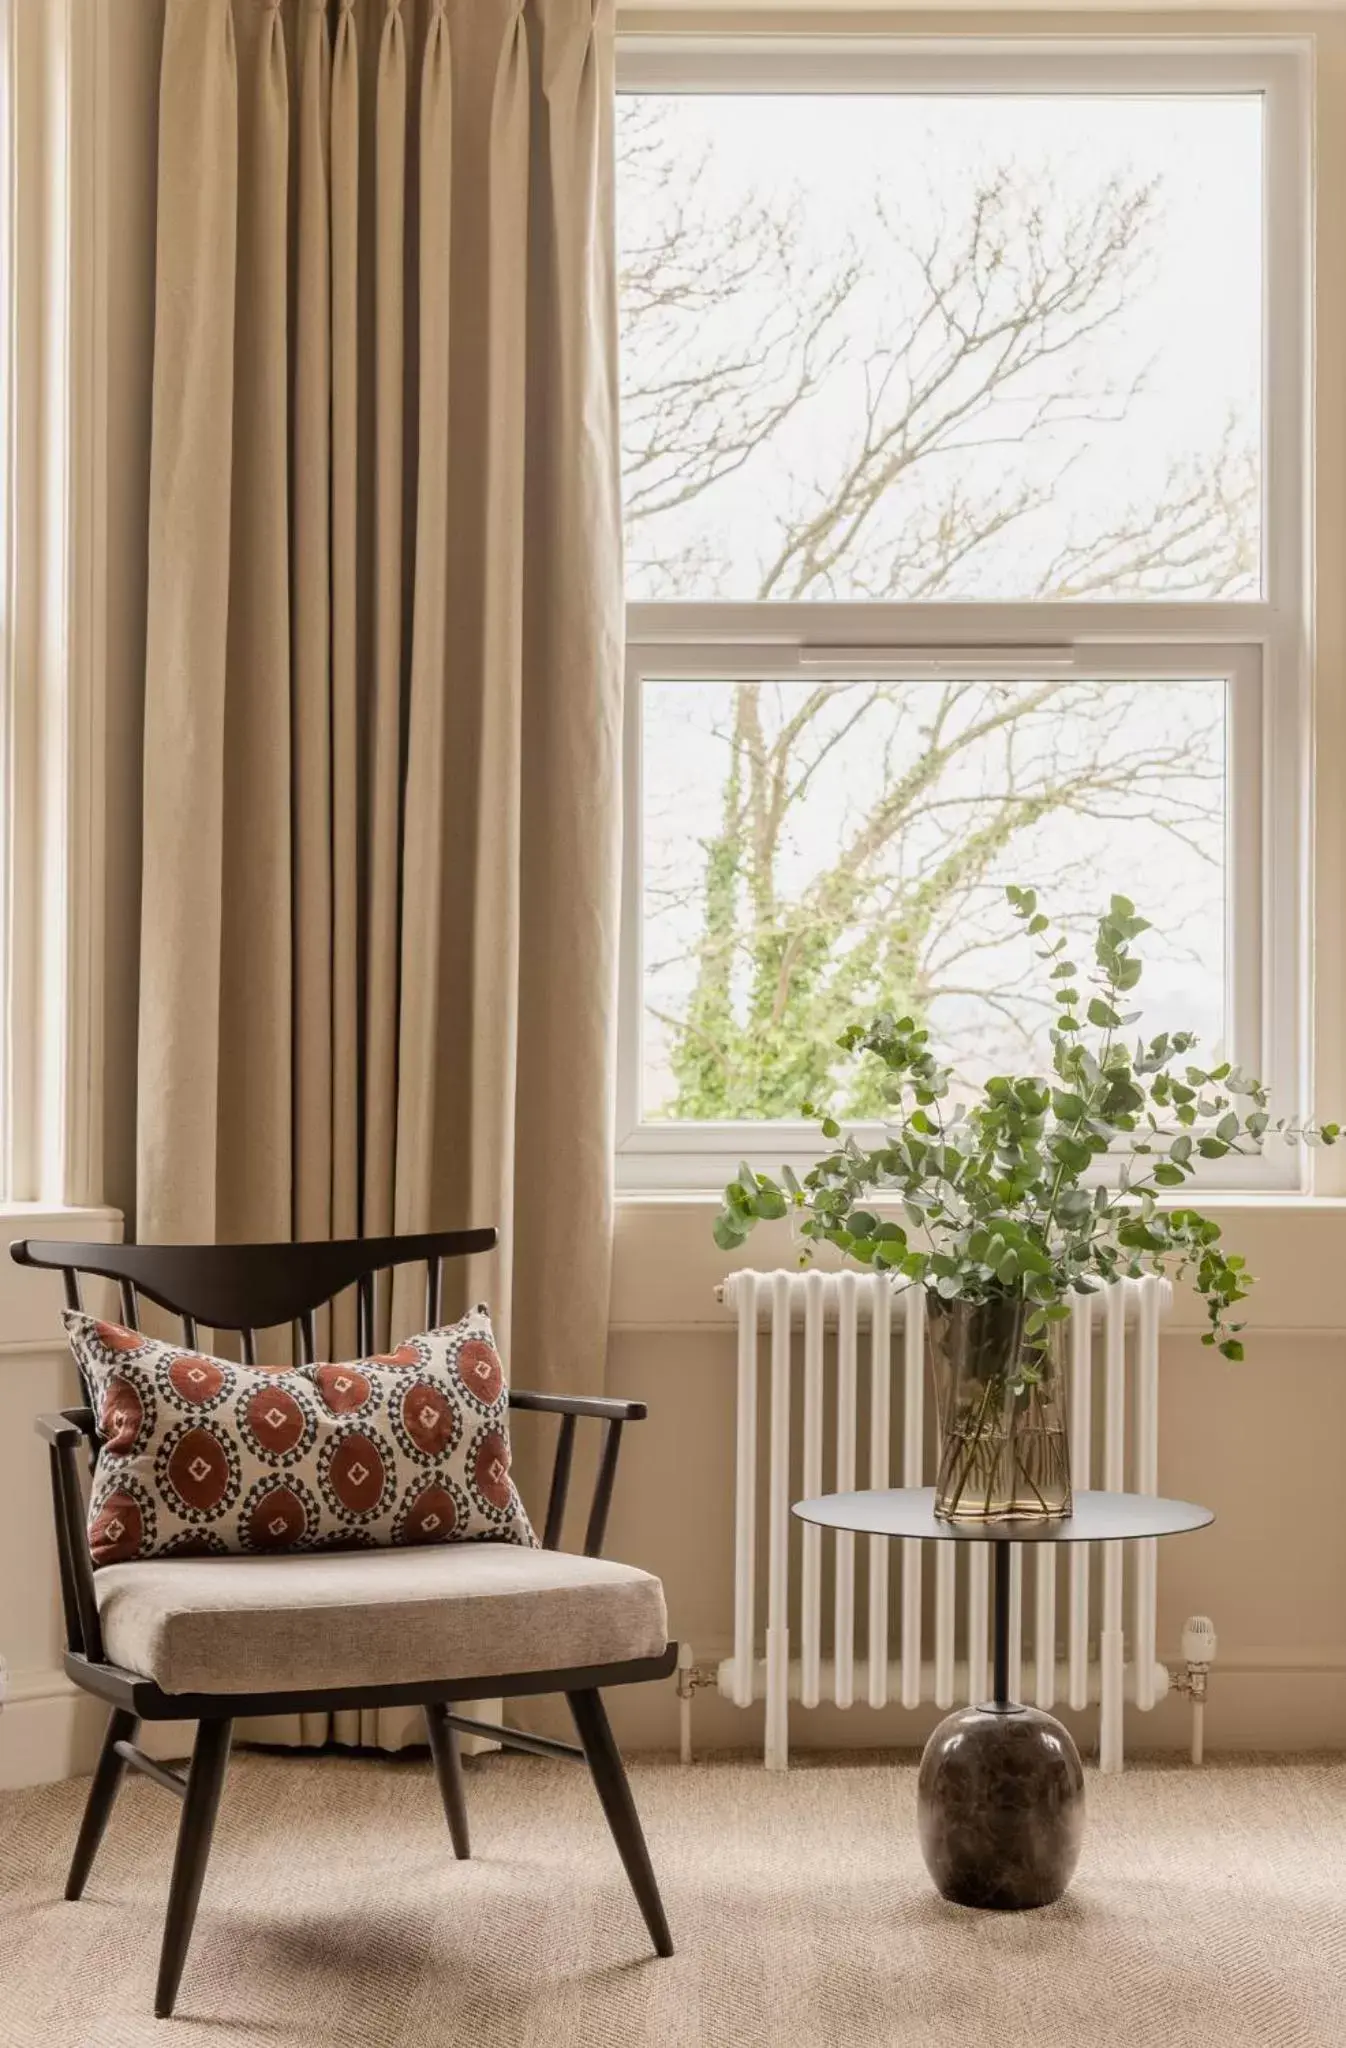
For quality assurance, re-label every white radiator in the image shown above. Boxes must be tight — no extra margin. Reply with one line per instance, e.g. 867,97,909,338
717,1270,1172,1773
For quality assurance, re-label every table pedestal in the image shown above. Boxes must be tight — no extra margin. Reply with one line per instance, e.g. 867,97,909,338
916,1541,1085,1909
793,1486,1213,1910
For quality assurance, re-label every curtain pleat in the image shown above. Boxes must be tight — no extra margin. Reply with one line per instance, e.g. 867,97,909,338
218,0,292,1246
137,0,624,1754
329,0,361,1342
390,0,453,1342
363,0,407,1261
333,9,394,1758
512,0,622,1415
138,0,238,1245
292,0,334,1259
460,3,529,1337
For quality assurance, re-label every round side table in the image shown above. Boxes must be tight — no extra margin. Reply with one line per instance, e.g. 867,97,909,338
793,1486,1213,1910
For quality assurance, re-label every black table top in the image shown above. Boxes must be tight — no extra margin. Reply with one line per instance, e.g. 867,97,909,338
793,1487,1213,1544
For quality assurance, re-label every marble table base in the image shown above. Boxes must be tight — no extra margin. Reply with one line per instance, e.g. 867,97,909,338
917,1703,1086,1909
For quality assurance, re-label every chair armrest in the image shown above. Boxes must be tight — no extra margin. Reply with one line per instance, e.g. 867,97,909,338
508,1389,647,1424
509,1390,646,1555
35,1409,93,1447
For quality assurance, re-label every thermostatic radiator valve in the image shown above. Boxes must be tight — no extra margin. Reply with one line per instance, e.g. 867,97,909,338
675,1645,717,1765
1169,1615,1218,1765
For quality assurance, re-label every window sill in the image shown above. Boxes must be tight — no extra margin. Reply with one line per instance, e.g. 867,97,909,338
611,1192,1346,1335
0,1203,122,1229
615,1191,1346,1210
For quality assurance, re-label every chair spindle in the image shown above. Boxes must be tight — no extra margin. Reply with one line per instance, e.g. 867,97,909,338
181,1313,199,1349
60,1267,100,1415
543,1413,578,1550
426,1256,442,1328
584,1421,625,1558
48,1445,83,1654
118,1280,140,1330
240,1329,258,1367
52,1443,103,1661
357,1272,375,1356
297,1310,317,1365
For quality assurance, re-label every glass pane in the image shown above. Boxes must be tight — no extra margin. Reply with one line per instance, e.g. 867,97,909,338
618,94,1262,603
640,674,1227,1121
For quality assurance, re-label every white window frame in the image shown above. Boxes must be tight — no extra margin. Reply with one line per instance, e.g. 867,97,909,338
614,36,1312,1196
0,0,107,1207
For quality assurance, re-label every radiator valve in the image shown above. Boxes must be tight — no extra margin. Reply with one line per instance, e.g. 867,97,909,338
1170,1615,1217,1765
675,1643,717,1765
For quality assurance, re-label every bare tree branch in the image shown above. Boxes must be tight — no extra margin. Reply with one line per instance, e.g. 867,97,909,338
617,105,1244,1117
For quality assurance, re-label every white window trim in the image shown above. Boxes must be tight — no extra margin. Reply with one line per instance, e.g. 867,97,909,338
1,0,108,1206
614,35,1312,1197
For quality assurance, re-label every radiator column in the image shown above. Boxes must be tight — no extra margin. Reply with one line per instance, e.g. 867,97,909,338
868,1281,892,1709
765,1271,793,1769
800,1272,826,1709
732,1272,758,1709
1133,1276,1162,1711
1067,1296,1093,1712
833,1272,858,1709
1099,1285,1128,1773
900,1285,925,1708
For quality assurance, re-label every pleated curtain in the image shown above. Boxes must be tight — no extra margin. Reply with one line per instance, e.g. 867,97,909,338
136,0,622,1745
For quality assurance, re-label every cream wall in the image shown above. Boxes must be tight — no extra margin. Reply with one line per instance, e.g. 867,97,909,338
2,4,1345,1787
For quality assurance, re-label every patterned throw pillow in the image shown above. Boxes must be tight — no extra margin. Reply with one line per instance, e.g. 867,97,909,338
64,1307,537,1567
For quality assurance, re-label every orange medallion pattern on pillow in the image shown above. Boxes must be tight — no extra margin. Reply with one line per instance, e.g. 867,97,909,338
65,1306,536,1566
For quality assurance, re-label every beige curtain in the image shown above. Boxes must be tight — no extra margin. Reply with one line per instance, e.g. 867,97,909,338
137,0,622,1746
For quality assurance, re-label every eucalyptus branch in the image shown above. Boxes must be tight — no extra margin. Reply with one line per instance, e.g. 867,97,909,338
714,888,1339,1360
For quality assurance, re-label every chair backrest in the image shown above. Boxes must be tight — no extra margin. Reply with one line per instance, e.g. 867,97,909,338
10,1228,500,1672
9,1227,497,1366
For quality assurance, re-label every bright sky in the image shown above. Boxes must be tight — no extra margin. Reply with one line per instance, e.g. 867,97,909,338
619,91,1263,601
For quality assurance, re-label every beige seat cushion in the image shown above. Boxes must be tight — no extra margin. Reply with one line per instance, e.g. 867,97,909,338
96,1545,668,1696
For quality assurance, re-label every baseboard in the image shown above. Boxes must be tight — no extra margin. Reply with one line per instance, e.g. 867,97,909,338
0,1669,194,1790
1,1670,102,1789
595,1646,1346,1760
0,1672,503,1790
7,1655,1341,1789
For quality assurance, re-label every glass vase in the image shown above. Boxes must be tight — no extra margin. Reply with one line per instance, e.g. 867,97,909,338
926,1294,1072,1522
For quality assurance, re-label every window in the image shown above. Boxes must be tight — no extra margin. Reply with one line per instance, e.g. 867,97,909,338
0,1,103,1206
615,40,1308,1192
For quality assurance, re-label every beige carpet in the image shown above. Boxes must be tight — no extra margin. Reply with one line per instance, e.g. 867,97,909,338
2,1749,1344,2047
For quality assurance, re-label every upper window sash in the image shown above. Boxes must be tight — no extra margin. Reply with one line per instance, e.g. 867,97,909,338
616,36,1310,624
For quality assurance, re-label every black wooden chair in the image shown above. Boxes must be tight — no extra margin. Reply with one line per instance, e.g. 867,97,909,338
10,1228,675,2018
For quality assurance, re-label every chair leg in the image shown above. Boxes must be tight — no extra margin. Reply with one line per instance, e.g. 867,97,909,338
154,1717,233,2020
424,1704,471,1859
66,1707,140,1901
568,1688,673,1958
